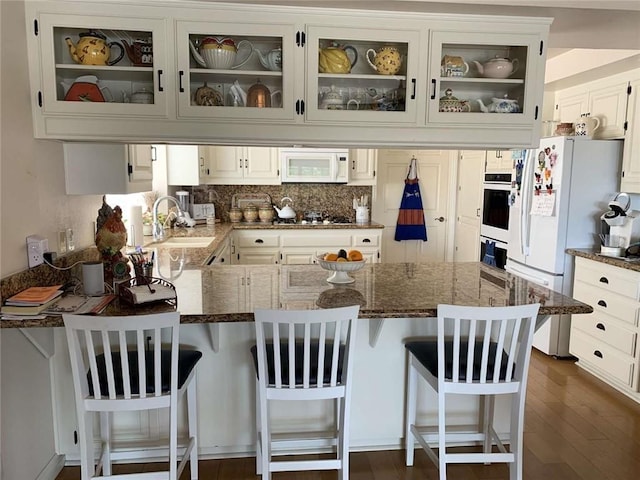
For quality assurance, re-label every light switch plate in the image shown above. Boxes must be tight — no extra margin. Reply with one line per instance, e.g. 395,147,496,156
66,228,75,252
58,230,67,254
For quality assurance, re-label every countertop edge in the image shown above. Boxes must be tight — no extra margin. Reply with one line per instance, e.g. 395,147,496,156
566,248,640,272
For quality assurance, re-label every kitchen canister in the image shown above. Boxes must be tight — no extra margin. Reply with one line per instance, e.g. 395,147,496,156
82,261,105,296
355,206,370,224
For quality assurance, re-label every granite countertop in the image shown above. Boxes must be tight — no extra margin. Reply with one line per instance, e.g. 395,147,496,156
566,248,640,272
2,261,592,328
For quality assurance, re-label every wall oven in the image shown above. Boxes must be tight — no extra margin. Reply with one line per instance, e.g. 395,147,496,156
480,236,508,270
480,173,511,243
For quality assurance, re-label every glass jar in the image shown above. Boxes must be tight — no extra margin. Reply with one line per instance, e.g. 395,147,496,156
229,207,243,223
243,203,259,223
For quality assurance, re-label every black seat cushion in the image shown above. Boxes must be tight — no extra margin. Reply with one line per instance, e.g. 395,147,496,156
250,341,345,387
405,340,511,381
88,349,202,396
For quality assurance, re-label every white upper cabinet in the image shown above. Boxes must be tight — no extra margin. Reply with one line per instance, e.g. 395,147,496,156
555,73,631,139
305,26,420,125
621,77,640,193
175,20,297,122
32,13,170,123
202,147,280,185
25,2,551,148
428,31,544,127
64,143,153,194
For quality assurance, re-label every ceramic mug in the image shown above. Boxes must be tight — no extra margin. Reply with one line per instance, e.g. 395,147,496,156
347,99,360,110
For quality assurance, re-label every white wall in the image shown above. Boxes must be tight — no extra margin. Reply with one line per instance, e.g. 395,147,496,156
0,1,103,280
0,1,106,478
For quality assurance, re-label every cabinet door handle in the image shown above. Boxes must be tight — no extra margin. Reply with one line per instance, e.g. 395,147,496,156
245,158,248,169
597,300,607,308
178,70,184,93
476,208,481,217
255,239,264,244
300,99,305,115
362,238,371,243
430,79,436,100
157,69,164,92
239,158,243,168
599,276,609,284
411,78,416,100
296,99,300,115
352,159,356,170
593,350,603,359
596,323,606,331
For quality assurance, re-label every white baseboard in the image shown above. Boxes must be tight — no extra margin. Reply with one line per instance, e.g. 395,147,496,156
36,454,65,480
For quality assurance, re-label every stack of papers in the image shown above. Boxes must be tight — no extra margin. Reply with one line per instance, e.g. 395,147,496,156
1,285,63,315
44,295,116,315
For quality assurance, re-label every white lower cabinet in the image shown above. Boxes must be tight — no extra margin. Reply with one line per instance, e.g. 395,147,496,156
280,229,381,265
570,256,640,401
233,228,382,266
232,230,280,264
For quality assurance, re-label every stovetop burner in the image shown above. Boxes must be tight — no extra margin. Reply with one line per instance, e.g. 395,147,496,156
272,218,297,225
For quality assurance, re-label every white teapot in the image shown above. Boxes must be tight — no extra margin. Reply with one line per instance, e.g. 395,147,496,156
477,95,521,114
274,197,296,219
574,113,600,138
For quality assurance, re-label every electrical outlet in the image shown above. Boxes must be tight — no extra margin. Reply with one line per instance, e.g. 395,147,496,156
58,230,67,254
26,235,48,268
66,228,75,252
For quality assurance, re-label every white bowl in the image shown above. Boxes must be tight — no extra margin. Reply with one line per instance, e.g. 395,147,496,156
316,254,366,284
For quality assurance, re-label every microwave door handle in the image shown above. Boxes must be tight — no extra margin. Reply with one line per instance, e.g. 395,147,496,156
332,155,338,181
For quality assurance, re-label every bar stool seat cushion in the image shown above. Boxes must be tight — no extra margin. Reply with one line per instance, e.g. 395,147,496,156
89,349,202,396
251,341,345,386
405,340,510,382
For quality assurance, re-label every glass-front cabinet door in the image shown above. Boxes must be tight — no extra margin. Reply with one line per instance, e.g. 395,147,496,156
176,21,296,121
428,31,542,125
37,14,169,117
305,27,420,124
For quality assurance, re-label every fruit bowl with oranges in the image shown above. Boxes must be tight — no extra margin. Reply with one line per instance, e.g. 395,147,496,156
316,249,366,284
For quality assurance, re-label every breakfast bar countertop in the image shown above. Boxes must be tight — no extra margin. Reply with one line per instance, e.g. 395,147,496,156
1,261,592,329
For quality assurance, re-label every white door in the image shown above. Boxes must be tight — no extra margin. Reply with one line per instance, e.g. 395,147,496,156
454,150,484,262
373,149,454,263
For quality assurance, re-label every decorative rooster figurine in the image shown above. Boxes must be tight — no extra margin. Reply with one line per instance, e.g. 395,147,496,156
95,197,127,257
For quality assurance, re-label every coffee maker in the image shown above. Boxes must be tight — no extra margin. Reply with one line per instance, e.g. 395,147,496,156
600,192,640,249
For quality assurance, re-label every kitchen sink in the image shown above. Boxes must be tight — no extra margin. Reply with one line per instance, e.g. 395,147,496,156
158,237,214,248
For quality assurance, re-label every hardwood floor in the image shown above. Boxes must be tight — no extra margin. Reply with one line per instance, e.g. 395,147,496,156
56,350,640,480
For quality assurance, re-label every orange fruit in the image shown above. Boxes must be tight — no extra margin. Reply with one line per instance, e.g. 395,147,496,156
324,253,338,261
347,249,363,261
336,257,348,262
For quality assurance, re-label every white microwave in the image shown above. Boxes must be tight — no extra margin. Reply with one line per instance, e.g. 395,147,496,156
280,148,349,183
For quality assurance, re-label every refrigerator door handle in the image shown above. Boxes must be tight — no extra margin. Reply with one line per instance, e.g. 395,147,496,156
507,265,550,286
520,149,535,256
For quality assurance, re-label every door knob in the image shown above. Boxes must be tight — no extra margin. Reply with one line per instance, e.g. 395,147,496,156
434,216,445,222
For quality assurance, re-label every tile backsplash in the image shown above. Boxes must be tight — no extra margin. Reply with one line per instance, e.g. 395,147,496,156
188,184,373,222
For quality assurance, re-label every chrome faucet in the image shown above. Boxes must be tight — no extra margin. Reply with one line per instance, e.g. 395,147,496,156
152,195,184,241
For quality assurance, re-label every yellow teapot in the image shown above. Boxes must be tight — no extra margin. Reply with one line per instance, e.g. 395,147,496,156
366,46,402,75
65,31,124,66
318,44,358,74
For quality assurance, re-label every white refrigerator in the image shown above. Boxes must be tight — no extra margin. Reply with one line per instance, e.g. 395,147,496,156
506,137,623,357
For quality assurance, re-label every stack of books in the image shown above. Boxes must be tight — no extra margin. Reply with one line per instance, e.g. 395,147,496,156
1,285,64,315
